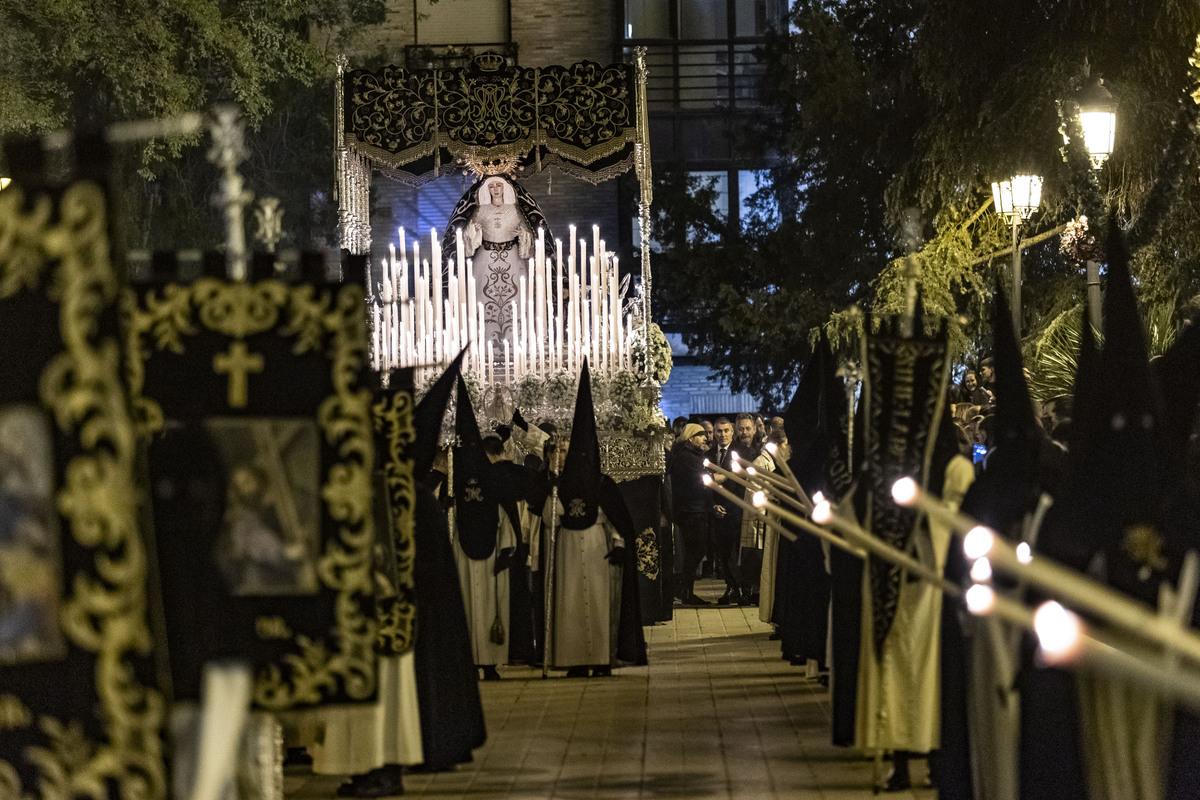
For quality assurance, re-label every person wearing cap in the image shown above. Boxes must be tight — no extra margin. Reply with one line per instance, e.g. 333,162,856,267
667,422,712,605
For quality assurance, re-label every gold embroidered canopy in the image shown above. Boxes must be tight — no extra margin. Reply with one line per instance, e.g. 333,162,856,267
340,54,648,186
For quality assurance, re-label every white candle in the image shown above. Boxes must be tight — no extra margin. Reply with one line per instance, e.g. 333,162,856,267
487,339,494,385
609,257,619,368
372,303,381,371
504,338,511,383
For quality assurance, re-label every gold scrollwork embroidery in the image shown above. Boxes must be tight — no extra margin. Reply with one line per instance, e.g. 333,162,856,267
0,181,166,800
371,390,417,654
125,280,378,711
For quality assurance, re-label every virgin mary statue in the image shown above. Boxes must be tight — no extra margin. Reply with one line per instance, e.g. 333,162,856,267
441,175,556,345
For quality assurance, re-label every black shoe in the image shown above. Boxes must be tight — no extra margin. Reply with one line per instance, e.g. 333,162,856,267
768,630,782,641
337,765,403,797
565,666,589,678
718,589,740,605
284,747,312,768
480,665,501,681
591,665,613,678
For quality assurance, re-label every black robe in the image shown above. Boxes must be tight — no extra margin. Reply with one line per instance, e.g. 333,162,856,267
411,484,486,769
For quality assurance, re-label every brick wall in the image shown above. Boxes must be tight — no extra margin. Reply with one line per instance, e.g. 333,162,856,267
509,0,616,67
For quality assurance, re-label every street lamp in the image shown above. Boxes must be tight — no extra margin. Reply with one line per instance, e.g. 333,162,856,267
1067,75,1117,330
991,175,1043,334
1072,75,1117,169
0,178,10,191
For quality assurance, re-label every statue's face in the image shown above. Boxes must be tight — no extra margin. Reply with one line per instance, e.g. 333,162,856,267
487,180,505,203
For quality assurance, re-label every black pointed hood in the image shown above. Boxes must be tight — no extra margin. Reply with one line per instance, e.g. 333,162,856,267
786,333,844,495
1152,321,1200,479
960,286,1043,537
1041,222,1177,584
559,359,602,530
413,348,466,483
454,375,499,559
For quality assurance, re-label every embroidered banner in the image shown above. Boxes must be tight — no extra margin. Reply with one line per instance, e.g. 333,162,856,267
344,55,639,184
126,268,379,711
0,171,167,800
859,314,950,654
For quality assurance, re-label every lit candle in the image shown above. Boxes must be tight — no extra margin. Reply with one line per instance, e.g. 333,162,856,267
487,339,494,385
504,337,511,383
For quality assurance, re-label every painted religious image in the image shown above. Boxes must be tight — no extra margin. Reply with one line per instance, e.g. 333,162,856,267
205,418,321,597
0,405,66,665
442,175,556,345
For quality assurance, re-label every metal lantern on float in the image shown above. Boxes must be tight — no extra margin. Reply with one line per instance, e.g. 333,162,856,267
1071,75,1118,168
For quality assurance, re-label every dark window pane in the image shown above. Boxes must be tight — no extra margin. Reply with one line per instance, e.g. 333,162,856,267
680,0,728,39
626,0,671,38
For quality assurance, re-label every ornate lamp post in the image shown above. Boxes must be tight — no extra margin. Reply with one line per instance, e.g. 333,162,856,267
1070,75,1117,330
991,175,1043,334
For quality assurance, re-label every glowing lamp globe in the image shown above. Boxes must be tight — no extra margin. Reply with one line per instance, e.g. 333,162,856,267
991,175,1043,222
1073,75,1117,168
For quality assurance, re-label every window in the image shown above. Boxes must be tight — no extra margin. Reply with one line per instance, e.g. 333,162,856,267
626,0,671,38
679,0,728,39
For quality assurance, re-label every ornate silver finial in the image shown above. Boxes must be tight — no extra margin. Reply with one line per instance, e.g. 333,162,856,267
253,197,284,254
208,104,253,280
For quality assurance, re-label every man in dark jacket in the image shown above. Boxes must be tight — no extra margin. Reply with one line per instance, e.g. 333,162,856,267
667,423,711,605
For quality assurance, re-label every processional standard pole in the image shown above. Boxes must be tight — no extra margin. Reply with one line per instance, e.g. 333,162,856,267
542,483,559,679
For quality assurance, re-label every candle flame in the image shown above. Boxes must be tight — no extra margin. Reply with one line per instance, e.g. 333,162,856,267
764,442,777,455
1034,601,1082,661
752,491,767,507
812,500,833,525
1016,542,1033,564
891,477,918,506
963,526,996,561
969,557,993,583
965,584,995,615
702,474,713,487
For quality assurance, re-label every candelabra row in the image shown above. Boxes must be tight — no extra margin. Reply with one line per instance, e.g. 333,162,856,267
368,223,635,384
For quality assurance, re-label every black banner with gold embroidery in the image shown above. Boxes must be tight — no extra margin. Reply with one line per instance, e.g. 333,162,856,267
125,271,378,711
371,369,417,656
858,314,950,655
344,56,639,184
0,169,167,800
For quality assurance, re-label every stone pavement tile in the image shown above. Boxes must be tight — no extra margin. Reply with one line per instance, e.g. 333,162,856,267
286,599,917,800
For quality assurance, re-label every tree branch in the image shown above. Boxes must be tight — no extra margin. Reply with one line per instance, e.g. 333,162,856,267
969,223,1069,267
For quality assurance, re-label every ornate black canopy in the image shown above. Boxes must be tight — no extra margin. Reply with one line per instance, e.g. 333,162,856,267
341,54,645,186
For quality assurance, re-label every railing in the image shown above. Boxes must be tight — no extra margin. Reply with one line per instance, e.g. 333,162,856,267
404,43,519,71
624,42,767,111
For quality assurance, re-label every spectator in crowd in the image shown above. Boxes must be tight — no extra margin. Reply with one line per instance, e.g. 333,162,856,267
707,417,741,600
769,416,786,436
672,416,688,440
753,414,767,450
1041,395,1073,444
979,357,996,391
739,429,785,605
667,423,712,605
699,419,714,449
961,370,993,410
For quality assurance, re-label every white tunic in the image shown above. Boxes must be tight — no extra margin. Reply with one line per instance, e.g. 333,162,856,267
855,455,973,753
541,500,623,669
454,511,517,666
283,652,424,774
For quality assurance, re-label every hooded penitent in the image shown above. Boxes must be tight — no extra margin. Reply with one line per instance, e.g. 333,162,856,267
454,376,500,559
413,348,466,483
559,359,603,531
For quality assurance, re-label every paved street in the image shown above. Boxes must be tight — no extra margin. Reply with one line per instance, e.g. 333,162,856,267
287,581,935,799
